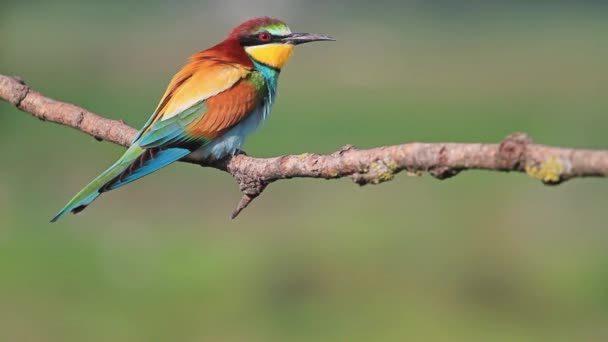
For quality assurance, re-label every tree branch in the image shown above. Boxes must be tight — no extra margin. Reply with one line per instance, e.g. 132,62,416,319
2,74,607,218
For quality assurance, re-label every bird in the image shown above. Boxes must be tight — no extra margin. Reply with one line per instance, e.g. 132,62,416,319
51,17,334,222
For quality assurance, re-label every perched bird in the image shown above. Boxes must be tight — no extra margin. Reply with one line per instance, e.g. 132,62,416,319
51,17,334,222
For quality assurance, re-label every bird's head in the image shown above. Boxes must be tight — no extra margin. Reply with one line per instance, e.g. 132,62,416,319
230,17,334,70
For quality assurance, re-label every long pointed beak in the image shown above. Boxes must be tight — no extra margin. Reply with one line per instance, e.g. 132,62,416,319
282,32,336,45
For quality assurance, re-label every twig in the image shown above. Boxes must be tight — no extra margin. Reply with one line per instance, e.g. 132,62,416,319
2,74,607,218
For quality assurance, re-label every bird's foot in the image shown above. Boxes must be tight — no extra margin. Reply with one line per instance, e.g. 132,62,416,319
234,149,248,156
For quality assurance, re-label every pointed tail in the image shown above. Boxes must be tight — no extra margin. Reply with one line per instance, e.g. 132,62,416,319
51,144,190,222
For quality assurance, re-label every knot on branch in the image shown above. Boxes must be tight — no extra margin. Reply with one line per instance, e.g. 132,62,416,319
497,132,533,171
1,76,30,108
235,172,268,197
429,145,462,180
231,175,267,219
219,153,269,219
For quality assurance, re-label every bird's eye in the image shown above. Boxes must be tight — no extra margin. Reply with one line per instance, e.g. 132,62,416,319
258,32,271,41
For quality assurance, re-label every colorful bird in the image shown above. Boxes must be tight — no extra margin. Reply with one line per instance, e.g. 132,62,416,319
51,17,334,222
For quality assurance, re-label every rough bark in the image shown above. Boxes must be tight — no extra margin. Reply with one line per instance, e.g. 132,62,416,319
2,74,607,218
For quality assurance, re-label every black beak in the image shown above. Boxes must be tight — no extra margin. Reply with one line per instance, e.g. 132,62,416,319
282,33,335,45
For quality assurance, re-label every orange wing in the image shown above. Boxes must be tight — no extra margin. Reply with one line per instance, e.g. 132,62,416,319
135,53,253,142
186,79,260,139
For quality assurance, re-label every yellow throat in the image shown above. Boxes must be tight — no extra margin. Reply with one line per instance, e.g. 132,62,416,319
245,44,295,69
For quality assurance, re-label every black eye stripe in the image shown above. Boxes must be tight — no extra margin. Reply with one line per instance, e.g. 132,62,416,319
239,33,284,46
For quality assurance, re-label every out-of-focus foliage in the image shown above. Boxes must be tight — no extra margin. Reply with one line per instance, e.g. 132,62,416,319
1,1,607,341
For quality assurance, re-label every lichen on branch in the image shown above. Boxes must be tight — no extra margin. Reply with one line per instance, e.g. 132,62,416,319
1,74,607,218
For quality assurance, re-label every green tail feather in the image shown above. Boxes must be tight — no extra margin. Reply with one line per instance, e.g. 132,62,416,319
50,144,146,222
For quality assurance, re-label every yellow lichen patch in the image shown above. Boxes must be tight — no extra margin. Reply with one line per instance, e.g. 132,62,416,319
385,159,399,172
369,161,395,184
374,170,395,184
525,157,563,183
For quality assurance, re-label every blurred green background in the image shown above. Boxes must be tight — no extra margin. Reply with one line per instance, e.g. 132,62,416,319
1,1,608,341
